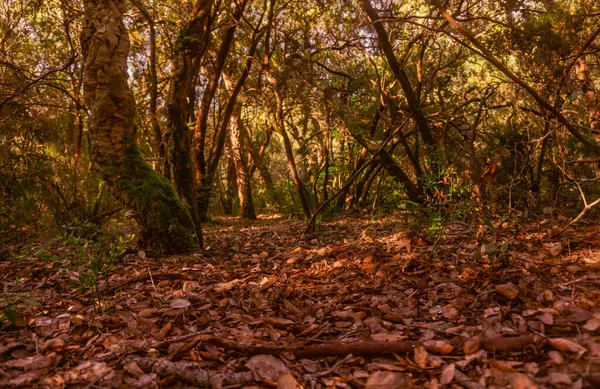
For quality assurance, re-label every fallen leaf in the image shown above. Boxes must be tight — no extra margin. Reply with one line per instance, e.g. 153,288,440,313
548,338,587,356
169,298,191,309
414,345,428,369
440,363,455,385
423,340,454,354
278,372,300,389
246,354,289,382
463,336,481,355
365,371,407,388
495,283,519,300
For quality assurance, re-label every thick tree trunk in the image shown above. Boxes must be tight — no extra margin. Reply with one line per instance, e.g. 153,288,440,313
81,0,199,254
230,103,256,219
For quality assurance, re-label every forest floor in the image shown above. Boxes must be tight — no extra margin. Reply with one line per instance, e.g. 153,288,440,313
1,211,600,388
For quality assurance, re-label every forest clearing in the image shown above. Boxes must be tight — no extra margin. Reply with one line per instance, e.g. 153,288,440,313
2,0,600,387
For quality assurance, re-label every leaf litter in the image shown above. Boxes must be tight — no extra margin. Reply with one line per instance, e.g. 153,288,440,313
1,213,600,388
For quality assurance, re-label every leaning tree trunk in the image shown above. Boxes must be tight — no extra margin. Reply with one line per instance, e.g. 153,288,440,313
81,0,199,254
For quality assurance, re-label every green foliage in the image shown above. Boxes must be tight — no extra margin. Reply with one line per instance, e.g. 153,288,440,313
402,165,480,252
60,222,131,310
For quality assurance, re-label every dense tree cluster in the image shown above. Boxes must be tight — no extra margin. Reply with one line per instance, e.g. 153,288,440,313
1,0,599,253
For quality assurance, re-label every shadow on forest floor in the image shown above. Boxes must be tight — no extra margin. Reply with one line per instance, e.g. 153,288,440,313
1,212,600,388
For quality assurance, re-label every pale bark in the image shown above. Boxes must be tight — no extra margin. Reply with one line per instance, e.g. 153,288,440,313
575,58,600,139
230,103,256,219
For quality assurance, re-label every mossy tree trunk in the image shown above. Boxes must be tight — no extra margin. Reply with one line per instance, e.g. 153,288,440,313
81,0,200,254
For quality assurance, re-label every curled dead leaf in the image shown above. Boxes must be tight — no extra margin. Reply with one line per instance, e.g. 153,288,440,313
548,338,587,356
495,283,519,300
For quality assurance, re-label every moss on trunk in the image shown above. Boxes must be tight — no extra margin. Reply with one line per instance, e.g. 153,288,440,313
113,146,199,254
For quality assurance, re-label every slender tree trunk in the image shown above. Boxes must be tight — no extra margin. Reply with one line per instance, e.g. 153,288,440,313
248,125,280,208
81,0,199,254
329,93,422,203
230,103,256,219
221,151,236,215
265,72,313,218
361,0,439,164
194,0,249,182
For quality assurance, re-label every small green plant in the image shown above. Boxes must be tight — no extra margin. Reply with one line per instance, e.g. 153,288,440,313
51,220,132,311
402,165,480,253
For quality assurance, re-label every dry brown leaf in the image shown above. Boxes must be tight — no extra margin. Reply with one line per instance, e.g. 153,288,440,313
371,332,406,342
495,283,519,300
414,344,428,369
278,372,300,389
442,305,460,319
583,317,600,331
43,337,65,352
463,336,481,355
246,354,289,382
182,281,199,293
138,308,159,318
548,371,571,385
423,340,454,354
548,338,587,356
539,312,553,325
440,363,455,385
365,371,407,388
284,299,301,315
262,316,294,328
506,371,538,389
169,298,191,309
213,279,242,293
259,275,279,292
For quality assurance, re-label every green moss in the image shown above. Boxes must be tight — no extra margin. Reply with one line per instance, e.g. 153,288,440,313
112,146,200,254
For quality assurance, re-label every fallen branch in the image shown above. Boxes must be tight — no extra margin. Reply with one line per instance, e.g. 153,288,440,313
166,334,544,358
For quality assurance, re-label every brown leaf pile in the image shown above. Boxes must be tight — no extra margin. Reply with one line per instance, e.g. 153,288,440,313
1,213,600,388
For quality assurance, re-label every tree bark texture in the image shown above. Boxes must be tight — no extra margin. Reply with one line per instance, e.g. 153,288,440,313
164,0,213,245
230,103,256,219
81,0,199,254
